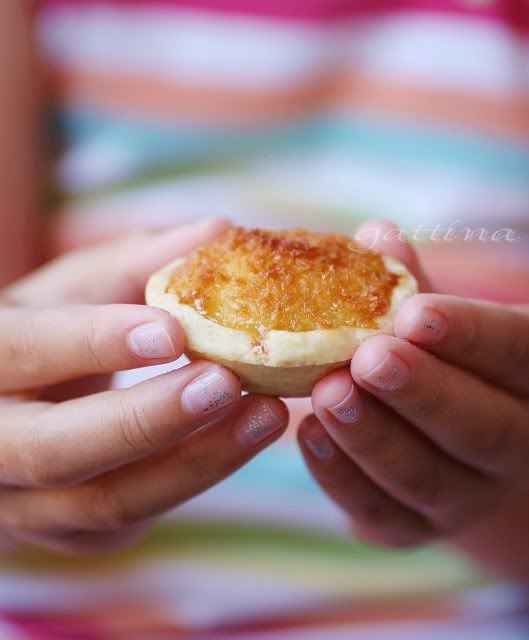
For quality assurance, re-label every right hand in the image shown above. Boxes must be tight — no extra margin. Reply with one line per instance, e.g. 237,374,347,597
0,219,288,554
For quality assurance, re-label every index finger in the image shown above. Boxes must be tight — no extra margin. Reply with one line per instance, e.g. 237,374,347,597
4,218,230,306
0,361,241,489
0,304,185,393
394,294,529,396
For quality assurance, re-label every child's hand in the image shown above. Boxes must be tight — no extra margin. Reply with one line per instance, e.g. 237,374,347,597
301,221,529,548
0,219,288,554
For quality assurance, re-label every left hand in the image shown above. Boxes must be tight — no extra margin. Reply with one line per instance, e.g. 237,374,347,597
300,221,529,547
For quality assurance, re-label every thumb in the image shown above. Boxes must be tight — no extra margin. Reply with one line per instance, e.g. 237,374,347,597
354,219,434,292
4,218,230,306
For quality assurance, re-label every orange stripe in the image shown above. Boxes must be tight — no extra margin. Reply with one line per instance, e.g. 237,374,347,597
48,67,529,139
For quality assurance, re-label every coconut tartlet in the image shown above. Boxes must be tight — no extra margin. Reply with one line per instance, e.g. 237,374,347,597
146,227,417,397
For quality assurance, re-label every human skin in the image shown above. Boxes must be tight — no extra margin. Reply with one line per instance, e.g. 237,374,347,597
0,219,288,554
304,220,529,579
0,0,39,287
3,4,529,574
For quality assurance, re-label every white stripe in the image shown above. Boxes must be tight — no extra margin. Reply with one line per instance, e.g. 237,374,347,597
56,147,529,230
38,6,330,89
38,5,528,95
340,14,527,95
243,149,529,227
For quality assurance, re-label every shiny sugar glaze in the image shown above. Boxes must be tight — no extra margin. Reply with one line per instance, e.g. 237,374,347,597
168,227,399,340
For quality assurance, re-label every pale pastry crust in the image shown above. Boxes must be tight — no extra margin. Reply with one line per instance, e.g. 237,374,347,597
145,255,417,397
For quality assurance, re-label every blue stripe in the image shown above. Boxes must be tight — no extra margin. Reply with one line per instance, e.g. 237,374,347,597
224,442,318,495
51,108,529,185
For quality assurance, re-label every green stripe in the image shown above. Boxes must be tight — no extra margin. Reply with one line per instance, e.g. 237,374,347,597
3,520,481,591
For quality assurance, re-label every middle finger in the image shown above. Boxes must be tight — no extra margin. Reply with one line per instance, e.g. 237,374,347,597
350,336,529,483
0,395,288,537
312,369,498,533
0,361,240,488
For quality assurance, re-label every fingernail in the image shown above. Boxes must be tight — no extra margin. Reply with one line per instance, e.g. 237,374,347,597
181,368,236,417
405,306,447,344
128,322,176,359
237,401,284,447
357,352,410,391
305,428,335,460
327,383,362,425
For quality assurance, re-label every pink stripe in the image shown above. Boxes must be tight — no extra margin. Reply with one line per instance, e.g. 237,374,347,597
37,0,529,30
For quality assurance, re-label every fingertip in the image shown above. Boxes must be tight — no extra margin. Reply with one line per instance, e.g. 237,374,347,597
356,218,399,234
354,219,402,253
166,217,231,247
312,368,354,416
351,334,407,379
351,335,396,377
298,413,320,439
242,393,289,422
126,312,185,363
136,218,233,283
352,336,412,393
354,219,433,292
394,295,448,346
198,217,232,235
312,368,351,404
167,316,187,357
298,414,337,462
149,308,187,358
298,414,324,450
178,360,242,419
235,394,289,448
207,362,242,398
268,395,290,428
394,295,422,339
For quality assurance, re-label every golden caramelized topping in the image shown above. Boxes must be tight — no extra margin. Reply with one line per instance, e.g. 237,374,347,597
168,227,399,339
